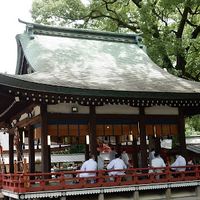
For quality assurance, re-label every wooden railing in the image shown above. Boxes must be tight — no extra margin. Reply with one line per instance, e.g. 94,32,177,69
1,165,200,193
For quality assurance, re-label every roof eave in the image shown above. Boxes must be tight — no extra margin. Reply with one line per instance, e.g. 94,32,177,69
0,73,199,100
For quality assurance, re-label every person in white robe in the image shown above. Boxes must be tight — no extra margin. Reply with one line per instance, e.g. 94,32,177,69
107,153,127,176
79,154,97,178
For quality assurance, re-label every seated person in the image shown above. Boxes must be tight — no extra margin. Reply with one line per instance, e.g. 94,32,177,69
186,158,195,172
121,149,130,167
79,154,97,180
151,152,166,179
188,158,194,166
107,153,127,176
171,154,186,172
149,148,155,167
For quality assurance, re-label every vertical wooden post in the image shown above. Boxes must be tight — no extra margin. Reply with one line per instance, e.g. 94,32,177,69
9,134,14,173
116,136,120,153
155,137,161,153
85,143,90,161
28,125,35,173
139,107,148,168
23,158,29,188
18,128,23,171
178,108,186,157
132,137,138,168
40,104,50,173
14,160,17,173
89,106,97,159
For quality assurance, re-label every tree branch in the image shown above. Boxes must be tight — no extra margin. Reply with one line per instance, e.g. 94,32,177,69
182,71,200,82
102,0,119,18
186,19,198,27
84,9,139,32
131,0,142,8
176,5,190,38
192,26,200,38
189,5,200,15
152,8,168,26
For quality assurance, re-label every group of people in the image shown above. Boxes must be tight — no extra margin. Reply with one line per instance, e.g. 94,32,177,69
149,148,192,179
75,148,191,181
79,149,129,179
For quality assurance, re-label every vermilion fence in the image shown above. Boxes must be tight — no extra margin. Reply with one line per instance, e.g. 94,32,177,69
0,165,200,193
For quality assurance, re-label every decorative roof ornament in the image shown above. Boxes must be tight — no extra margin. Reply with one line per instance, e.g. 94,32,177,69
19,19,140,45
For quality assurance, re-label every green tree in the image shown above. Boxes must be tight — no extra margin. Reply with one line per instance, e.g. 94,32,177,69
185,115,200,135
31,0,200,81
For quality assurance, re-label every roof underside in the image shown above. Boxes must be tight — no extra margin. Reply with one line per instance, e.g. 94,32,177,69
12,28,200,95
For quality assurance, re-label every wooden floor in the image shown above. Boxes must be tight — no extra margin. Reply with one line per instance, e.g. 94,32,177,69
1,165,200,199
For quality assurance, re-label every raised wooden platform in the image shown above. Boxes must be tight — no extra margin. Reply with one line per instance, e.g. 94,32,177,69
1,165,200,199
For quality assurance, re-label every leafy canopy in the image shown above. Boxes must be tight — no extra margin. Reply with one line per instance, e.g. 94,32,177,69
31,0,200,81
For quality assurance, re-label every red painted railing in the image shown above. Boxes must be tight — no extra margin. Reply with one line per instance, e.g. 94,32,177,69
1,165,200,193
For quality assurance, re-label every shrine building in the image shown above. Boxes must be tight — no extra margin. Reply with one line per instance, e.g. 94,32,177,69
0,20,199,200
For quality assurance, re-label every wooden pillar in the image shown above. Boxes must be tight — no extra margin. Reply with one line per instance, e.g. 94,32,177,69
132,137,138,168
85,143,90,161
19,128,23,151
9,134,14,173
178,108,186,157
116,136,121,153
28,125,35,173
89,106,97,158
40,104,50,173
155,137,161,153
139,107,148,168
18,128,23,171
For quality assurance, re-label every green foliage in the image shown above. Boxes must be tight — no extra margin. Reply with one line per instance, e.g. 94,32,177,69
31,0,200,81
32,0,89,26
139,0,200,80
185,115,200,136
69,144,85,153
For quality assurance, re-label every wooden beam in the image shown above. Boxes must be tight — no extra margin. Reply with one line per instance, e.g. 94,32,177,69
40,104,50,173
89,106,97,158
139,107,148,168
9,134,14,173
132,137,138,168
16,115,41,128
178,108,187,158
5,115,40,135
28,125,35,173
9,103,37,122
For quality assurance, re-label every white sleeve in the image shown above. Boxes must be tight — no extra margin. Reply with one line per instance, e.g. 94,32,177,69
171,159,178,167
162,160,166,167
107,160,114,170
123,161,127,169
80,162,86,171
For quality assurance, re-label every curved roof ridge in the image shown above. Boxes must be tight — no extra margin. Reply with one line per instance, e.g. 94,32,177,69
18,19,140,44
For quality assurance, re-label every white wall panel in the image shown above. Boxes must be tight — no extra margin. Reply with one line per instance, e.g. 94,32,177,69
96,104,139,114
145,106,178,115
47,103,89,114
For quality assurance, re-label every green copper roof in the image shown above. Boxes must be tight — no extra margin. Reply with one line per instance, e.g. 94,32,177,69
8,21,199,97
